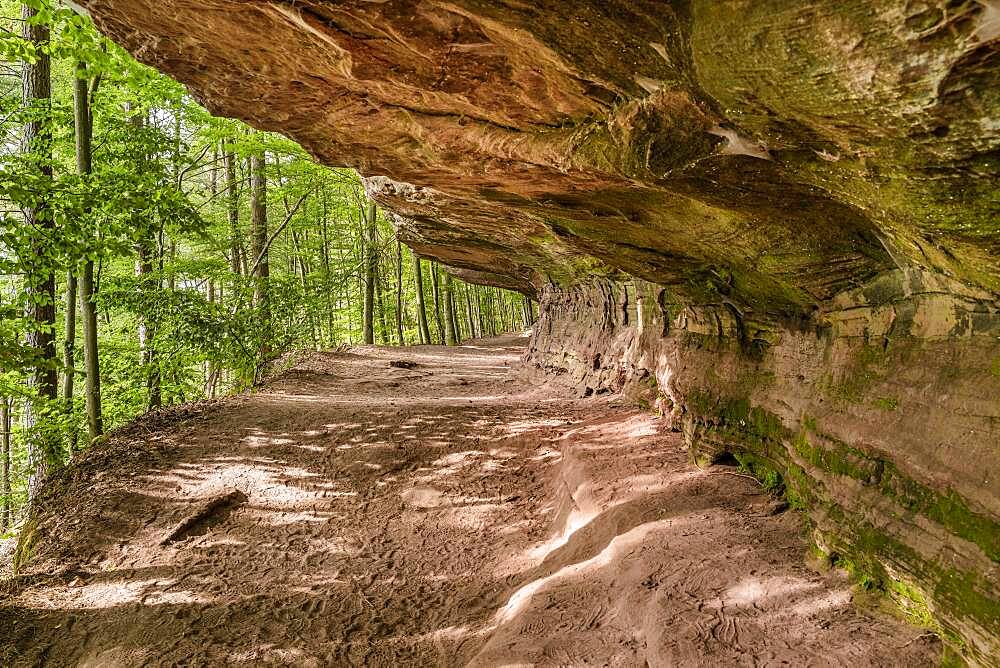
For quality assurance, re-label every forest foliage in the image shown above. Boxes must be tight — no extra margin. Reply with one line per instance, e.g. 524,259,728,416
0,0,534,533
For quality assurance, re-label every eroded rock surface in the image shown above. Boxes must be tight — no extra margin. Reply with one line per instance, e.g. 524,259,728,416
74,0,999,663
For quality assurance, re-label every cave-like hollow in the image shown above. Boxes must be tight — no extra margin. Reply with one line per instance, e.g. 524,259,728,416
76,0,999,662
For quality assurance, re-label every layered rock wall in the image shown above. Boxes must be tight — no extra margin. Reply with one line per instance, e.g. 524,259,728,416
529,270,1000,664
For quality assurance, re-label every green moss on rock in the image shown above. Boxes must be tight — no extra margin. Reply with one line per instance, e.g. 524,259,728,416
685,389,998,663
12,517,39,574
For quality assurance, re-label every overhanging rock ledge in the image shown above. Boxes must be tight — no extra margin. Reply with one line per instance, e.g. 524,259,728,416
78,1,999,662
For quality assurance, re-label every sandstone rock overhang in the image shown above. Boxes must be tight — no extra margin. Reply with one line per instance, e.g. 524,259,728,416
76,1,999,664
79,0,998,315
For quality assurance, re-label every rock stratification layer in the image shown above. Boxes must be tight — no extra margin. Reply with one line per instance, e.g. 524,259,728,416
77,0,998,663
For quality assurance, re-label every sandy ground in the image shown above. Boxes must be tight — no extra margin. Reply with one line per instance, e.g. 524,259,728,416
0,335,938,667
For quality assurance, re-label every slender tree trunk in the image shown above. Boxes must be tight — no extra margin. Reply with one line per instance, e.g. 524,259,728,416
443,272,457,346
291,231,319,350
481,288,490,336
464,286,476,340
79,261,102,437
430,263,444,344
166,241,177,291
136,237,160,411
506,291,515,331
205,280,220,397
319,191,336,343
495,289,503,333
75,66,102,443
1,398,11,531
210,145,219,195
494,288,504,333
476,287,485,338
62,271,77,452
362,200,376,345
21,4,59,500
452,281,464,342
451,286,461,343
412,255,431,345
375,262,388,345
499,289,508,333
129,109,161,412
394,240,404,345
501,289,508,332
224,147,241,276
486,289,496,336
250,151,270,356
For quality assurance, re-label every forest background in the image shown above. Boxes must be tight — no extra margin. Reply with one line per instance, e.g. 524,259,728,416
0,0,534,534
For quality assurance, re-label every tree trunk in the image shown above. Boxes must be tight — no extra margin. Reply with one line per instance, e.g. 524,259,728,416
129,108,161,412
250,151,270,356
394,240,404,345
362,200,377,345
443,272,457,346
62,271,77,452
486,289,496,336
75,66,102,444
452,281,463,341
79,261,102,439
430,263,444,345
494,288,504,333
21,3,59,500
375,261,388,345
291,231,319,350
500,289,509,333
319,191,336,344
136,236,160,411
205,280,220,397
210,145,219,196
451,284,461,343
412,255,431,345
464,286,477,340
1,398,11,532
475,287,485,338
224,147,241,276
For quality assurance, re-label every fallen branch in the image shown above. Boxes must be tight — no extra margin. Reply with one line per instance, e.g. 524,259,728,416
160,489,248,545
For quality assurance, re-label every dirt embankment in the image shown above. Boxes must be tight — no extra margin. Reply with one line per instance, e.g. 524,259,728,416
0,336,937,666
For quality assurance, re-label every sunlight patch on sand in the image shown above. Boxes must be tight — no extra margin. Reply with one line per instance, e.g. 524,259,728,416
38,578,212,610
722,576,822,607
496,520,673,623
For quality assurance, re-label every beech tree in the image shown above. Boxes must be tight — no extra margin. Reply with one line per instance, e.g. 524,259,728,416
20,2,59,499
362,199,376,345
412,256,430,344
74,57,102,443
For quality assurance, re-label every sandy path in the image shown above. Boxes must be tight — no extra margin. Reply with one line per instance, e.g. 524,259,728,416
0,336,937,666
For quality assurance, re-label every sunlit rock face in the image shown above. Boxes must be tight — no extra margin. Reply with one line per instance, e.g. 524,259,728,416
79,0,998,662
